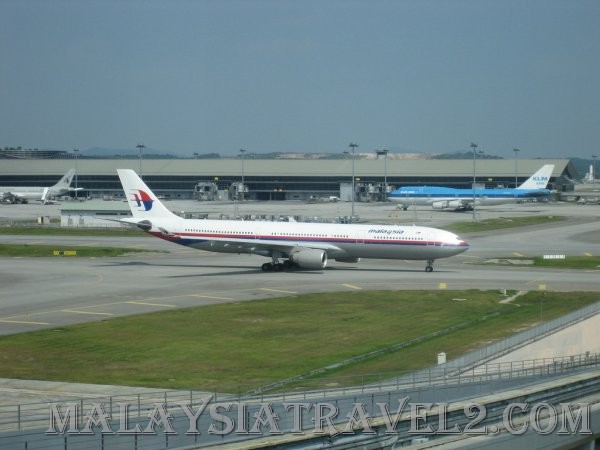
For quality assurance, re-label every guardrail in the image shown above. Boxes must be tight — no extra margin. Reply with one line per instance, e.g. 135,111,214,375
0,302,598,450
0,353,599,450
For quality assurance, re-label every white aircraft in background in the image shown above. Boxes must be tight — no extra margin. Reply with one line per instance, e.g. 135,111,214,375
388,164,555,211
117,169,469,272
0,169,81,204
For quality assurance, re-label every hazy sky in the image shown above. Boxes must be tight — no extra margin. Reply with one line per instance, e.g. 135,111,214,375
1,0,599,158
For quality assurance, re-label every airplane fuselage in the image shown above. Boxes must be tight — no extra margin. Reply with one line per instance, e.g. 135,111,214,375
388,186,551,209
1,169,77,204
117,168,468,272
134,216,469,262
0,187,56,201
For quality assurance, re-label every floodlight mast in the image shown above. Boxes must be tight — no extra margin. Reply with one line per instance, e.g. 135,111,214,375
239,148,246,201
471,143,484,221
376,148,389,201
348,142,358,219
136,144,145,179
513,148,520,188
73,148,79,198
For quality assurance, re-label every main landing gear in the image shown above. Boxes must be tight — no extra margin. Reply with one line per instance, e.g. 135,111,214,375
425,259,434,272
261,260,294,272
261,253,294,272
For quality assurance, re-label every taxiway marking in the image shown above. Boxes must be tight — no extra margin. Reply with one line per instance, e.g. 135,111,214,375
188,294,235,301
342,283,362,290
0,319,50,325
259,288,298,294
126,301,177,308
62,310,114,316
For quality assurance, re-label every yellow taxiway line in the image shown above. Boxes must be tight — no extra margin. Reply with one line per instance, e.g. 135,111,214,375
126,301,177,308
0,319,50,325
61,310,114,316
259,288,298,294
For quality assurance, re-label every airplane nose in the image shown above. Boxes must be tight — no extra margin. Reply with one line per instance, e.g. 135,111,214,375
456,240,470,254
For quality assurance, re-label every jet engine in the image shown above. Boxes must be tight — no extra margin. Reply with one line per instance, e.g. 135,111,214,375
432,200,465,210
446,200,463,209
135,220,152,231
290,248,328,270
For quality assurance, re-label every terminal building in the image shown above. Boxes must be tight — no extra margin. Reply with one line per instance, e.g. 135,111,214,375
0,157,576,201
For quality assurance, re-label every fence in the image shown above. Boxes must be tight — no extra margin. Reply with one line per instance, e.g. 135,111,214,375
0,302,599,450
0,352,599,450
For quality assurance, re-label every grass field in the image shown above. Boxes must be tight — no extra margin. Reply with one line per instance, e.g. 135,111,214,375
531,256,600,269
0,290,596,392
0,226,146,237
0,243,158,257
482,256,600,269
446,215,565,233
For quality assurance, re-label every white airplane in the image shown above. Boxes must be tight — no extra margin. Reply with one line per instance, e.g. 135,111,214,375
388,164,555,211
117,169,469,272
0,169,81,204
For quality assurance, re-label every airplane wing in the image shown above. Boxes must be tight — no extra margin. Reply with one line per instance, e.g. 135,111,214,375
183,233,345,257
232,238,343,255
114,216,345,256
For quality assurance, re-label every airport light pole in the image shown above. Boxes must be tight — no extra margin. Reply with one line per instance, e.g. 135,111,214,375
348,142,358,219
376,148,389,201
73,148,79,199
239,148,246,201
471,142,479,221
513,148,520,188
593,154,597,187
136,143,145,179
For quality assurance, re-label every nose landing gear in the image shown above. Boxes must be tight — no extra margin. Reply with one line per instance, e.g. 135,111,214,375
425,259,434,272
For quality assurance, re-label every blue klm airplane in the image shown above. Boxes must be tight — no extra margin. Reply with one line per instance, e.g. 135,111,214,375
388,164,554,211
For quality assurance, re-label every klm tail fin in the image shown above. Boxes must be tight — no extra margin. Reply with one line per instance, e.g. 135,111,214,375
518,164,554,190
117,169,177,219
50,169,76,190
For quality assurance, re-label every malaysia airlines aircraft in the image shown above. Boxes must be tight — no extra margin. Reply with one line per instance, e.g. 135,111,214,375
0,169,81,204
117,169,469,272
388,164,555,211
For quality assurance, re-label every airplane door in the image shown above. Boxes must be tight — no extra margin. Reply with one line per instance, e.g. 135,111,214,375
424,229,432,247
359,229,366,245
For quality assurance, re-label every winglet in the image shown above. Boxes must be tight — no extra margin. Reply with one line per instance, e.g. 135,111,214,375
117,169,177,219
518,164,554,190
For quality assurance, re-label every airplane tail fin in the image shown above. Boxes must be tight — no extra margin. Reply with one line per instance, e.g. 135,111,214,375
50,169,76,190
117,169,177,219
518,164,554,190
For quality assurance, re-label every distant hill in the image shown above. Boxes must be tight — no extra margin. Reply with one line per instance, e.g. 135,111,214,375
431,151,503,160
81,147,177,158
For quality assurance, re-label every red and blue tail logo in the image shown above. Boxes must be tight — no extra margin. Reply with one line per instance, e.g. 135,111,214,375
131,190,154,211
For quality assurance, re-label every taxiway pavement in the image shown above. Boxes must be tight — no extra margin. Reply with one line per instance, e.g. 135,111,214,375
0,208,598,335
